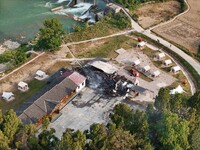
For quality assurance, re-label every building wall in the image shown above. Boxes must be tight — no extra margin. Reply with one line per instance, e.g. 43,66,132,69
75,80,86,93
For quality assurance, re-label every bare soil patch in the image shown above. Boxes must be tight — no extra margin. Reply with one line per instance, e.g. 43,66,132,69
135,0,180,29
153,0,200,52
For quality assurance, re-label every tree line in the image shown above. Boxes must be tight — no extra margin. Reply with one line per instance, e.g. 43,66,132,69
1,88,200,150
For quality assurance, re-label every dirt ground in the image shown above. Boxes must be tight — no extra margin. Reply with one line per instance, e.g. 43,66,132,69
153,0,200,52
135,0,180,29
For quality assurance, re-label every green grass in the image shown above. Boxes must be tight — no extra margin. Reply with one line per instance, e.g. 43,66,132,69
76,36,136,58
64,13,131,43
0,79,46,113
133,32,200,91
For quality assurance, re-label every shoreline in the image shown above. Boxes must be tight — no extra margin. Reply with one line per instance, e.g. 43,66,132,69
0,40,21,54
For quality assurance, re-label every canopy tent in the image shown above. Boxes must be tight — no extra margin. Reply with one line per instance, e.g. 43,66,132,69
170,85,185,95
156,52,165,60
18,81,29,91
163,59,172,66
137,41,146,47
36,70,46,77
171,66,181,73
142,65,150,72
133,59,140,66
2,92,14,101
152,70,160,77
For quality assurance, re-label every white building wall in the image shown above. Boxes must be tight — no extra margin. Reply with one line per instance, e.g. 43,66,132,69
75,80,86,93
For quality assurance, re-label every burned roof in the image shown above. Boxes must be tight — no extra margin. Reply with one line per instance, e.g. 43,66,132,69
130,85,147,93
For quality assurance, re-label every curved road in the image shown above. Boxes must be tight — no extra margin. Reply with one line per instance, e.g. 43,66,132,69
121,4,200,74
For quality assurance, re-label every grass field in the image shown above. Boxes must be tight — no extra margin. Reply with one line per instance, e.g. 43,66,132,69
0,79,46,113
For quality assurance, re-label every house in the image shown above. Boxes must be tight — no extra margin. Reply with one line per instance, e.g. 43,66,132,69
35,70,48,80
67,72,86,93
142,65,150,72
19,71,86,126
132,59,140,66
170,85,184,95
151,70,160,77
163,59,172,66
171,66,181,74
106,3,121,14
2,92,14,102
18,81,29,92
156,52,165,60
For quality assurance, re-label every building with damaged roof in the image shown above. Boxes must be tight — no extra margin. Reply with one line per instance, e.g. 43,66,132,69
19,71,86,126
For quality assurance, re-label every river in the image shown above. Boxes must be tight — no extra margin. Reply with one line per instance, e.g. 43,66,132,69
0,0,106,43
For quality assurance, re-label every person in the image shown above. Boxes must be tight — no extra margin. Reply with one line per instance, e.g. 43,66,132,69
157,39,160,43
170,44,172,47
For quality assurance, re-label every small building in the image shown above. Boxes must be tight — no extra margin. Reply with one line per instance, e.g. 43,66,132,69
171,66,181,74
18,81,29,92
163,59,172,66
156,52,165,60
152,70,160,77
35,70,48,80
170,85,184,95
137,41,146,48
142,65,150,72
67,72,86,93
132,59,140,66
2,92,14,102
106,3,121,14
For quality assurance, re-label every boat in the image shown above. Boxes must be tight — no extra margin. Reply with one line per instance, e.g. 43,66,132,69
51,6,64,12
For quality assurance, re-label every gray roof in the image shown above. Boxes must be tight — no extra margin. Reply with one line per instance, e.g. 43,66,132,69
19,76,78,124
130,85,147,93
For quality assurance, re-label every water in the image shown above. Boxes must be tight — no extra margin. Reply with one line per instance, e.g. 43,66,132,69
0,0,106,43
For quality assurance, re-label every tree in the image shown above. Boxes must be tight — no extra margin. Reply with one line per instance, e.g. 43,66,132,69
108,128,137,150
0,130,10,150
155,112,189,150
38,128,59,150
86,123,108,150
191,130,200,150
37,18,65,51
187,91,200,112
154,88,171,112
13,49,27,65
2,109,21,141
42,116,50,130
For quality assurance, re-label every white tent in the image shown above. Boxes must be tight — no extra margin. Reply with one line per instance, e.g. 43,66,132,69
133,59,140,66
152,70,160,77
170,85,184,95
2,92,14,101
142,65,150,72
137,41,146,47
18,81,29,91
156,52,165,60
163,59,172,66
36,70,46,77
171,66,181,73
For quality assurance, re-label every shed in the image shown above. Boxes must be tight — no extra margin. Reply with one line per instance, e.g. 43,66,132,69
133,59,140,66
171,66,181,73
18,81,29,91
142,65,150,72
152,70,160,77
156,52,165,60
163,59,172,66
2,92,14,102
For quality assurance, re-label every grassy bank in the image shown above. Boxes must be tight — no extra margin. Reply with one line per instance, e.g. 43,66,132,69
64,13,131,43
133,32,200,90
75,35,136,58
